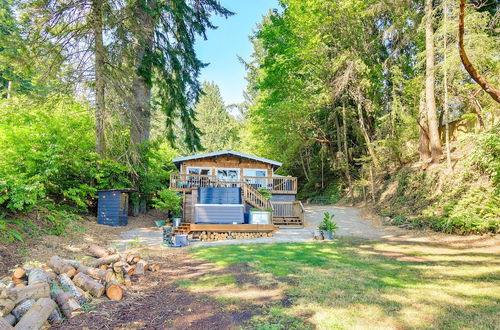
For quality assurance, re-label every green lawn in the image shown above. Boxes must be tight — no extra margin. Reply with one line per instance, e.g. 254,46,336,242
186,240,500,329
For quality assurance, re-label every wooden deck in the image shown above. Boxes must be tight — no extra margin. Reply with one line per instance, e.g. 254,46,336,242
170,173,297,194
173,223,278,234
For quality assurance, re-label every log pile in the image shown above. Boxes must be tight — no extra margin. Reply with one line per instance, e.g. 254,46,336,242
197,231,273,242
0,244,160,329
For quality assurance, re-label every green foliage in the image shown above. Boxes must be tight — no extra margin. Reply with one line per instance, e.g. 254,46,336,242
0,215,25,242
195,81,240,152
257,187,272,200
319,212,338,232
152,189,182,214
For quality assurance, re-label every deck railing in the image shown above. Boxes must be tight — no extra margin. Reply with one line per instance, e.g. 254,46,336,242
271,201,304,227
170,173,297,194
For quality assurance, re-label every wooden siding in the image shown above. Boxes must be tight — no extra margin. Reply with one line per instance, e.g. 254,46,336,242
180,155,273,176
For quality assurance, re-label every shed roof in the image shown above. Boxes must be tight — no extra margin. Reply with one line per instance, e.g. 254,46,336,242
172,150,282,170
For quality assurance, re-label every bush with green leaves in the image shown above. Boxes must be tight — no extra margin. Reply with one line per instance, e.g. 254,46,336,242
152,189,182,216
319,212,339,232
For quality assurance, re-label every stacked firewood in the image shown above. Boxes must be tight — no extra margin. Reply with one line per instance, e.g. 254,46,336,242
0,244,160,329
197,231,274,242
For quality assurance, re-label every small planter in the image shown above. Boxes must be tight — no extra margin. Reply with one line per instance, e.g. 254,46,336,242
249,210,272,224
323,231,334,240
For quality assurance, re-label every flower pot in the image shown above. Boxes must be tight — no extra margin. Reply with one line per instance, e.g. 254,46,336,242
323,230,333,240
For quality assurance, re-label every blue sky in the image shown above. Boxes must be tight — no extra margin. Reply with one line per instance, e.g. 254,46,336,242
195,0,280,105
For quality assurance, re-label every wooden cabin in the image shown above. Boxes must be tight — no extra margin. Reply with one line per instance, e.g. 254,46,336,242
170,150,303,233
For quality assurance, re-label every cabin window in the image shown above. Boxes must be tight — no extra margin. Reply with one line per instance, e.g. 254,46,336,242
243,169,267,188
217,168,240,181
187,167,212,176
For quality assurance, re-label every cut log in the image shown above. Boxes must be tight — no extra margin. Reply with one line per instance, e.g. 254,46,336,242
12,285,24,289
55,274,87,305
76,265,113,282
51,288,82,319
114,272,124,285
27,268,47,286
47,256,76,278
121,264,135,276
148,264,161,272
112,261,128,273
105,281,123,300
125,255,141,264
44,270,56,282
2,313,15,326
9,279,22,284
11,269,25,281
0,315,13,329
0,283,50,302
13,298,56,330
47,308,63,325
135,260,149,275
62,259,81,269
88,244,115,258
11,300,34,321
72,273,105,298
99,265,107,271
87,254,121,269
0,299,16,317
122,273,131,287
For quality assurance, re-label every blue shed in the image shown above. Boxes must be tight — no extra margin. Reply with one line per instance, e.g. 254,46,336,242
97,189,136,226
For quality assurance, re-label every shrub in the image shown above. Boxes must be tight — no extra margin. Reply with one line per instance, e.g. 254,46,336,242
152,189,182,215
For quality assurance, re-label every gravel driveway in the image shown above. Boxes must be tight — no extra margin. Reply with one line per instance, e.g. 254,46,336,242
115,205,401,248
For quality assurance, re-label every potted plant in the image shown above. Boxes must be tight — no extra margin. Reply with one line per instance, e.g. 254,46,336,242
319,212,338,240
152,188,182,226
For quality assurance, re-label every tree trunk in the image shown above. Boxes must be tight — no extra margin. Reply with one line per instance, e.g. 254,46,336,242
13,298,56,330
92,0,106,158
425,0,443,161
342,103,352,191
356,101,378,166
130,0,155,150
443,0,452,171
419,83,432,163
458,0,500,103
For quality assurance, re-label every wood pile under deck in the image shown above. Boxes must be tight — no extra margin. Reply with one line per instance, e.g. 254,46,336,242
173,223,277,235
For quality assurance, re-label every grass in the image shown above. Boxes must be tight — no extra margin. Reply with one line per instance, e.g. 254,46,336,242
184,240,500,329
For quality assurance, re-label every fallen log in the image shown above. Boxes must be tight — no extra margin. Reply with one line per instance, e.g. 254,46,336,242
88,244,115,258
56,274,87,305
87,254,121,269
11,300,34,322
27,268,47,286
13,298,56,330
51,288,82,319
0,283,50,302
76,265,113,283
105,281,123,301
47,256,76,278
72,273,104,298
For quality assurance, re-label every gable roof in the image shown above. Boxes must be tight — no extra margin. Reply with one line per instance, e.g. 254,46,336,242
172,150,282,170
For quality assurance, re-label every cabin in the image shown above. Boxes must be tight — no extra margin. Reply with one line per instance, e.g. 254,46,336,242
169,150,304,234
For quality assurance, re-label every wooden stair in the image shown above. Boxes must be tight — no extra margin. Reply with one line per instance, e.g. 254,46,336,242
241,183,271,210
172,223,277,235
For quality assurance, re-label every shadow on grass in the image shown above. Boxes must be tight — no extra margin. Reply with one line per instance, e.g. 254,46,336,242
189,240,500,329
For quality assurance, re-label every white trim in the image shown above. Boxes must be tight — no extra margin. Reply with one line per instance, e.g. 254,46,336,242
243,168,268,177
216,167,241,181
186,166,212,175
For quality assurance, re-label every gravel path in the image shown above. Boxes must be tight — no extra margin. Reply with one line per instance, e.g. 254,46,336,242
115,205,401,248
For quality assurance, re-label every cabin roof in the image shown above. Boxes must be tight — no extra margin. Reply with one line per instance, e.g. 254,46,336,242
172,150,282,170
